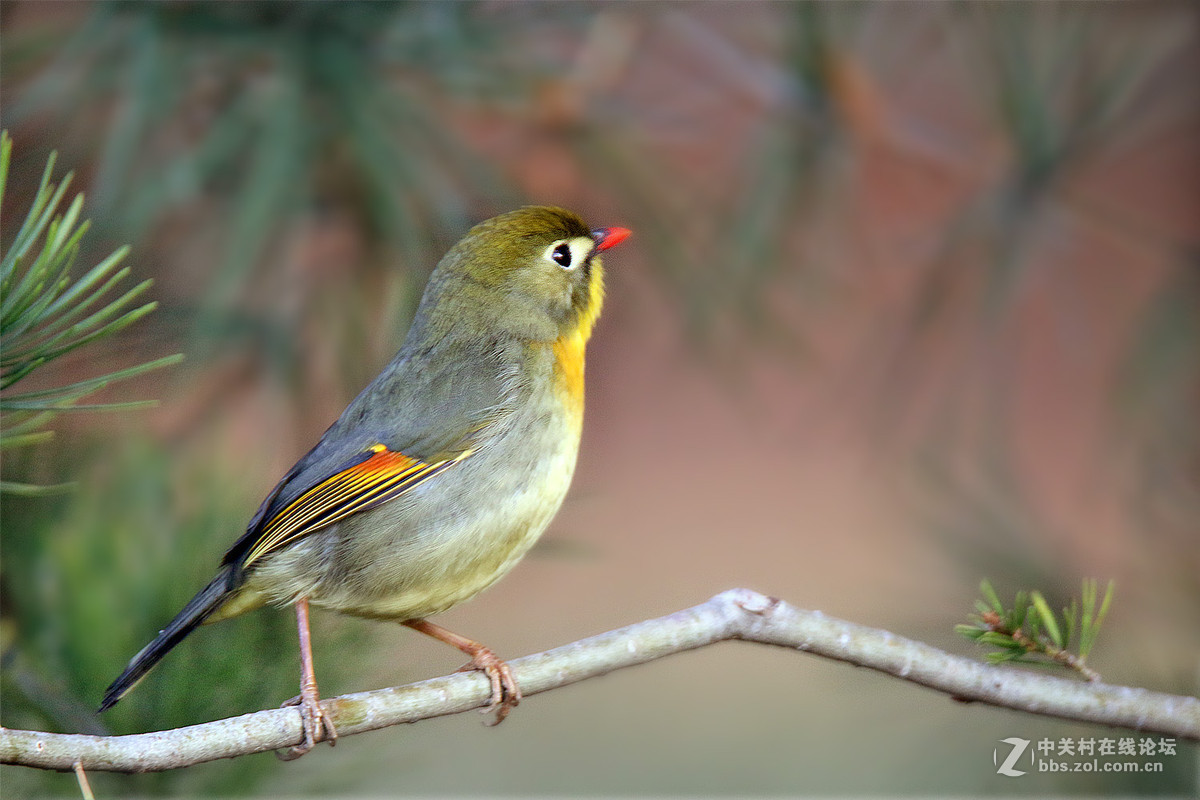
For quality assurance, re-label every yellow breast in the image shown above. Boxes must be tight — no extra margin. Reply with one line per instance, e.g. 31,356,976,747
552,330,588,428
551,257,604,426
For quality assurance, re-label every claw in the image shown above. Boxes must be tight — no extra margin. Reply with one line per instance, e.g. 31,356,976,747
278,692,337,761
456,646,520,725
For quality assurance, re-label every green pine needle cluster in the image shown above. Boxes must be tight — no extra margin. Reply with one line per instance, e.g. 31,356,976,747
0,131,182,494
956,578,1114,682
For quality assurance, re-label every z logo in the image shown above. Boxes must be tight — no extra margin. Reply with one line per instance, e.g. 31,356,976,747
994,737,1032,777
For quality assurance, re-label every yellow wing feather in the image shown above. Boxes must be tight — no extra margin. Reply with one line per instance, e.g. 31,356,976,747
242,444,467,568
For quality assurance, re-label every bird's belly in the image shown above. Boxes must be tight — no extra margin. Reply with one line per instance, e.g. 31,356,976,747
248,427,579,621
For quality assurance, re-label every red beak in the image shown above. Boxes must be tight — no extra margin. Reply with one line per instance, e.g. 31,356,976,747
591,227,632,252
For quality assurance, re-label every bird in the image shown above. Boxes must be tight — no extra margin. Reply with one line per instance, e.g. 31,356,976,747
99,206,630,757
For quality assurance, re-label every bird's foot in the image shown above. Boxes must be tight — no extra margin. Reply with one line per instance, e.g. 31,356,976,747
456,646,520,726
402,618,521,725
277,690,337,760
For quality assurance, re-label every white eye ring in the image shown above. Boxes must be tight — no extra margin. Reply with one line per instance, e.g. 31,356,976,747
550,242,573,269
544,237,595,271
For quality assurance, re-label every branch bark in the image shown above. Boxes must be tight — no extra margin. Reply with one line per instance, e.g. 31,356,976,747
3,588,1197,772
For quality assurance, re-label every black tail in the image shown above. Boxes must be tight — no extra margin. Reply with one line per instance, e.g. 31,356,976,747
99,566,237,712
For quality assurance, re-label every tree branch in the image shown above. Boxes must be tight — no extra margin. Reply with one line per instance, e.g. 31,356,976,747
3,588,1197,772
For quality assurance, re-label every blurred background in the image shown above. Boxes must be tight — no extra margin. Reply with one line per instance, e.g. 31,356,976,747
1,1,1197,796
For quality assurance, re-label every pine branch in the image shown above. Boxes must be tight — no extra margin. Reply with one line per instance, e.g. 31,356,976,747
0,130,182,491
956,578,1115,681
2,588,1196,773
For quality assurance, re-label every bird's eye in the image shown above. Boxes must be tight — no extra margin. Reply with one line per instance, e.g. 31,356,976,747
551,243,573,268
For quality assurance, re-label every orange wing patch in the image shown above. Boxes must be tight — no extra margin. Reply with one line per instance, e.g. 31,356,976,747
242,444,466,568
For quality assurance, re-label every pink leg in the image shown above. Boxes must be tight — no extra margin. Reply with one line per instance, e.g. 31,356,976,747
403,618,520,725
279,598,337,759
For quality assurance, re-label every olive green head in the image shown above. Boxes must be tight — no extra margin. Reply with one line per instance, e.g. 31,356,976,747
411,206,626,343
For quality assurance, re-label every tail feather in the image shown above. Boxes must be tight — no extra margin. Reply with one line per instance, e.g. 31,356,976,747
99,566,237,712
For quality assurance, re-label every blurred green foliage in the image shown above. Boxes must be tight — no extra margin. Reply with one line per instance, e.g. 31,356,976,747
2,434,370,795
925,3,1191,311
3,1,589,360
